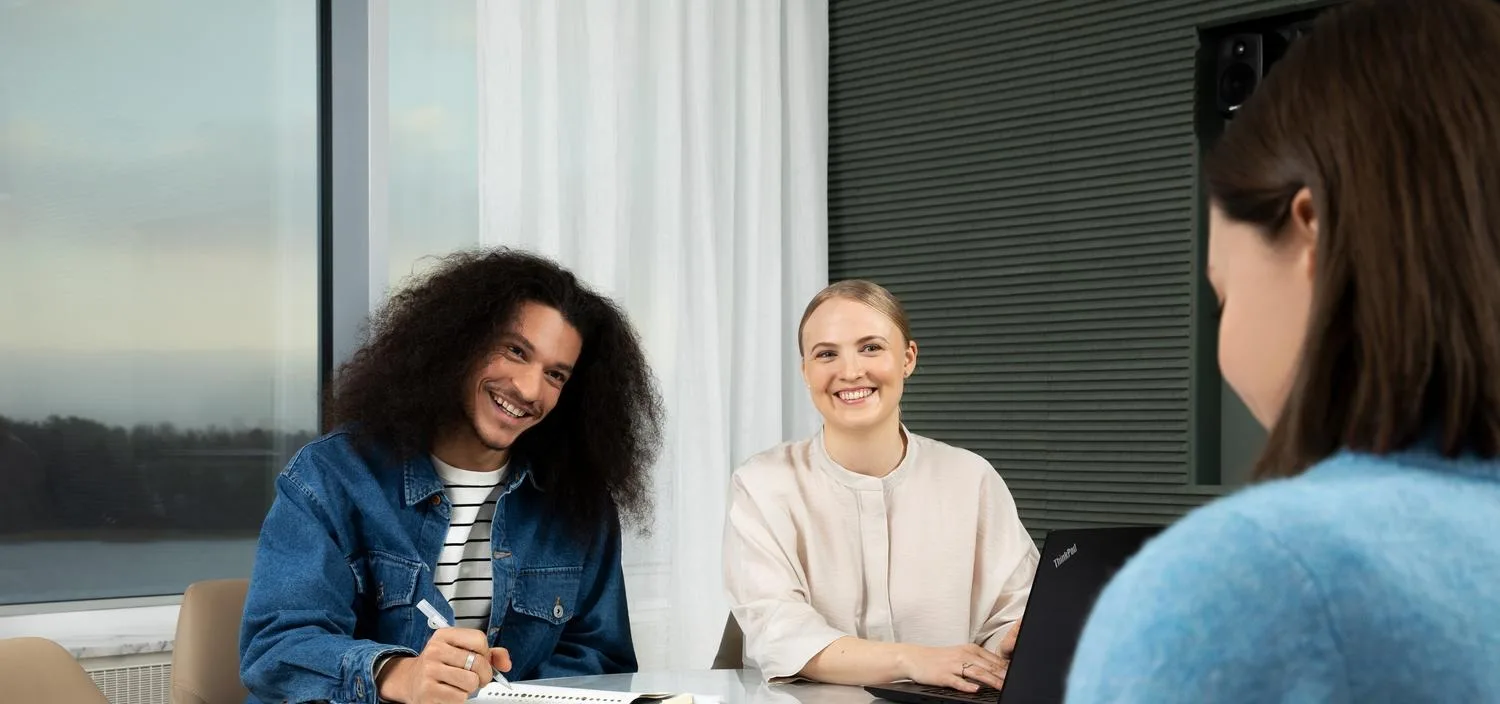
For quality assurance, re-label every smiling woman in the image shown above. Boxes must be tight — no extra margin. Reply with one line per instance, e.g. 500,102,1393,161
723,280,1039,692
798,283,917,441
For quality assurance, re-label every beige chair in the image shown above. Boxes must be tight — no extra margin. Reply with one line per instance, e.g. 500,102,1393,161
172,578,250,704
711,613,744,669
0,637,110,704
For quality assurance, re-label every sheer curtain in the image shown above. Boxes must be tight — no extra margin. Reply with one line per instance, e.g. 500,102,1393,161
475,0,828,668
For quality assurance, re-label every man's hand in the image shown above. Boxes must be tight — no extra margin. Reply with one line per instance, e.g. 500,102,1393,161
896,643,1009,693
376,628,512,703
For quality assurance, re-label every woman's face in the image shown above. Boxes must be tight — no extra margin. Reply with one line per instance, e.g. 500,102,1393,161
800,297,917,435
1207,191,1319,428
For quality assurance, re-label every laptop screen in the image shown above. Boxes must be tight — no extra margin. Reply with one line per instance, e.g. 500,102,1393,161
997,526,1160,703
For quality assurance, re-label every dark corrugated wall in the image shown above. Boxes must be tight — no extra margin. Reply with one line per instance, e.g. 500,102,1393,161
827,0,1322,536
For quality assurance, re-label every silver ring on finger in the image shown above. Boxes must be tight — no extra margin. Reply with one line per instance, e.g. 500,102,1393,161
464,652,477,671
961,661,972,676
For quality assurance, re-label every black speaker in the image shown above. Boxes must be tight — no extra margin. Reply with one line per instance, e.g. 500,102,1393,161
1214,29,1295,118
1202,6,1323,122
1215,34,1264,116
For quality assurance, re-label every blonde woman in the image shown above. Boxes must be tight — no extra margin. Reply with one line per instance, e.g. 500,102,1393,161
723,280,1038,692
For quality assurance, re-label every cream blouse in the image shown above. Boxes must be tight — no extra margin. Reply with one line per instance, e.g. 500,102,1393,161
723,428,1039,679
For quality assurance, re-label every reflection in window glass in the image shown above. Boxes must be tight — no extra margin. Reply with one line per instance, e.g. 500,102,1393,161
388,0,479,291
0,0,317,604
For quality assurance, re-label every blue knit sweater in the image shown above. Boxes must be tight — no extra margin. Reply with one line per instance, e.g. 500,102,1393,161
1065,446,1500,703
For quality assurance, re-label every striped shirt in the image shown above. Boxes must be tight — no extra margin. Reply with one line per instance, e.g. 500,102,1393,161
430,455,506,630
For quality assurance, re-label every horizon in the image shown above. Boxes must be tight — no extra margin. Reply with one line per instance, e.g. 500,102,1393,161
0,348,319,431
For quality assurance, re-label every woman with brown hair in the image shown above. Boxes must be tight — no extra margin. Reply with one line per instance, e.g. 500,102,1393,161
1066,0,1500,701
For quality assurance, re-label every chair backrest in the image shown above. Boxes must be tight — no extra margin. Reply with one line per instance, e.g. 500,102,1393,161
711,613,743,669
0,637,110,704
172,578,250,704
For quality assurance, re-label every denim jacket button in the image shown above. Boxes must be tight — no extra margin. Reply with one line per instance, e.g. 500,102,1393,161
429,495,441,506
553,599,564,619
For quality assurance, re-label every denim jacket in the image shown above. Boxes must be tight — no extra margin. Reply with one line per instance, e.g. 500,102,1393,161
238,431,636,704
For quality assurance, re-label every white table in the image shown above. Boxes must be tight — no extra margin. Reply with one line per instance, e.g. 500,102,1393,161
535,669,879,704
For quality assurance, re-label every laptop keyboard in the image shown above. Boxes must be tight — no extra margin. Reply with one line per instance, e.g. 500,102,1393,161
917,686,1001,703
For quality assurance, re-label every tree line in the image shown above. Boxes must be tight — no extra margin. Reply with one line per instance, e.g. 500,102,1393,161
0,414,316,540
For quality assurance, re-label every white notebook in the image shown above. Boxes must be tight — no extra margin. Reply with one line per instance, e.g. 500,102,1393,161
468,682,696,704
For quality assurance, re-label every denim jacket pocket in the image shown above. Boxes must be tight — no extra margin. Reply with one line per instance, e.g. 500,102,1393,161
510,565,582,625
352,550,422,610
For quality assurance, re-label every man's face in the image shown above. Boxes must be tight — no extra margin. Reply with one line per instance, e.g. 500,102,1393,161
447,301,583,470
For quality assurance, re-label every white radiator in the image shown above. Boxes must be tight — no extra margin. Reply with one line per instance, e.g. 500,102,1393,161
80,652,171,704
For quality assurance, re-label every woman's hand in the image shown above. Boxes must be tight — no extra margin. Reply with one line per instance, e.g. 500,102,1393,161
897,643,1009,692
376,628,513,703
998,618,1022,665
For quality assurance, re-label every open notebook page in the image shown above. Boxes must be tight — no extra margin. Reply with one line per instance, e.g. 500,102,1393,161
469,682,695,704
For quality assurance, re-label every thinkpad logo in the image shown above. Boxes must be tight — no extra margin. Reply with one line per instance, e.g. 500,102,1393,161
1052,543,1078,568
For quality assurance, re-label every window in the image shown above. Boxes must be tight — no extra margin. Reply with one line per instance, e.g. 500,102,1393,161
387,0,479,290
0,0,317,604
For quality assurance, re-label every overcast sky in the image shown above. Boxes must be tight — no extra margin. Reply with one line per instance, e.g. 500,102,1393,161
0,0,478,430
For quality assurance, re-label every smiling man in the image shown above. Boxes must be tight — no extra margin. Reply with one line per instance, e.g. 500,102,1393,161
239,249,663,704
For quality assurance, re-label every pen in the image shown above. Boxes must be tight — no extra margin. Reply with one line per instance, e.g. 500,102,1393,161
417,599,514,691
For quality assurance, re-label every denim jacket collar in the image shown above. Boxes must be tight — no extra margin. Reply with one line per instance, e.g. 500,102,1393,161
399,452,534,508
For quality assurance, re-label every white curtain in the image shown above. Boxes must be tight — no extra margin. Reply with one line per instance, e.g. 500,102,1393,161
475,0,828,669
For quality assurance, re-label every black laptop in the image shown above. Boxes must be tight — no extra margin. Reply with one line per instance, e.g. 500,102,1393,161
864,525,1162,704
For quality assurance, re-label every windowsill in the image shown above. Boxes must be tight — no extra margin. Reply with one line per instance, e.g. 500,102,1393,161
0,603,179,659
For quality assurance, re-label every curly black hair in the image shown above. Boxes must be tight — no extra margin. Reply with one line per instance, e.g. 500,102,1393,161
324,248,663,535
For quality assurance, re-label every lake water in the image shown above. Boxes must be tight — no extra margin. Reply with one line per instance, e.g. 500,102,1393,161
0,538,260,605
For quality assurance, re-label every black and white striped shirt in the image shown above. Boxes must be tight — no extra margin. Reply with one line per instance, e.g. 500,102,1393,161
430,455,506,631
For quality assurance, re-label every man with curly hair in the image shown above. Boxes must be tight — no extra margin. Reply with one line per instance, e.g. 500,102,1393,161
238,249,664,704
